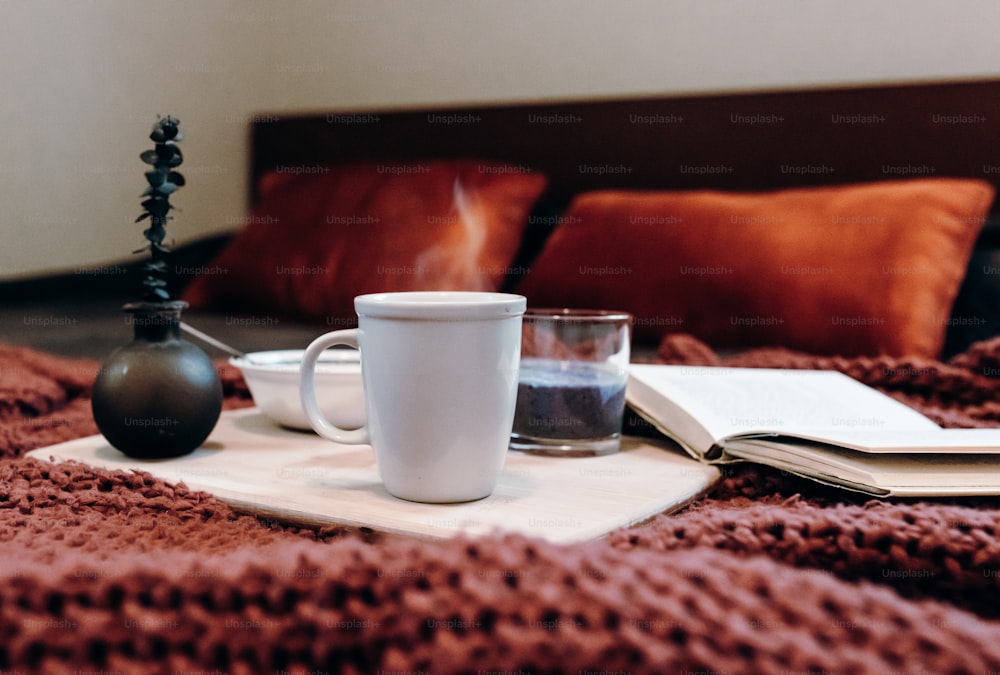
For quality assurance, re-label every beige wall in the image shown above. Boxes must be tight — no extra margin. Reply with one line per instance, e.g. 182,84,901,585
2,0,1000,279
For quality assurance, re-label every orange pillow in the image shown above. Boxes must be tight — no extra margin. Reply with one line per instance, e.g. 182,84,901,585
515,179,995,357
183,161,547,325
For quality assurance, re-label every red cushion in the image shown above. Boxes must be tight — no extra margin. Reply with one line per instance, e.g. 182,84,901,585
183,160,547,325
515,179,995,357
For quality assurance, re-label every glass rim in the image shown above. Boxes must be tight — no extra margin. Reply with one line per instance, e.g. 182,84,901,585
524,308,632,322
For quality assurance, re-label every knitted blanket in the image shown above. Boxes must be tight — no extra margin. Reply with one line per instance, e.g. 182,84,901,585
4,337,1000,674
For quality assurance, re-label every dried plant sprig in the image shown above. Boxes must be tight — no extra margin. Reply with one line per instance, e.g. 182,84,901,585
135,115,185,301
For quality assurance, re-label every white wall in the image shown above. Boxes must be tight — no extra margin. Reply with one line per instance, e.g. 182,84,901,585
2,0,1000,279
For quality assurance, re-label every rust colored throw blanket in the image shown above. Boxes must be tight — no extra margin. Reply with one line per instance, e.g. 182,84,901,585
4,338,1000,674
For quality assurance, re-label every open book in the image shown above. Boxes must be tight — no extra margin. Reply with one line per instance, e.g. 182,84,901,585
626,364,1000,496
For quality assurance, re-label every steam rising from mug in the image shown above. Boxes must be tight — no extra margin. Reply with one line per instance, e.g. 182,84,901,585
412,178,490,291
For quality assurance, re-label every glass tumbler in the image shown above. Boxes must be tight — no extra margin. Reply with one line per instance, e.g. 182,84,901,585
509,308,631,456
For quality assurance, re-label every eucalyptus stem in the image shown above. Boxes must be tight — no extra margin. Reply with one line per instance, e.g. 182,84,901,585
136,115,185,302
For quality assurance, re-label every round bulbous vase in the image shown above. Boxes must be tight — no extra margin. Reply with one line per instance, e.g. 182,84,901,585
91,300,223,459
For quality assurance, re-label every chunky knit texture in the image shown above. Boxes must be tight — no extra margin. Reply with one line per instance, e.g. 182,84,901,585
3,338,1000,673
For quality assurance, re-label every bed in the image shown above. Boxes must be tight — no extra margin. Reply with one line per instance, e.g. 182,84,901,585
5,78,1000,673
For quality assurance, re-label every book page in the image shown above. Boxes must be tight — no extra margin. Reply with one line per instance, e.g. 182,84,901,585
752,428,1000,454
626,366,939,446
726,436,1000,496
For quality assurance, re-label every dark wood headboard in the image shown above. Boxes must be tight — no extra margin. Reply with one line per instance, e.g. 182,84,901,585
247,79,1000,358
251,78,1000,209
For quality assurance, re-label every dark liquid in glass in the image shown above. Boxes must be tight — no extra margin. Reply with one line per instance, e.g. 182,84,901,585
512,358,627,442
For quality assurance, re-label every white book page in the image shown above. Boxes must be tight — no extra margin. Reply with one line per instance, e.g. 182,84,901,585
627,365,939,446
756,428,1000,454
726,437,1000,495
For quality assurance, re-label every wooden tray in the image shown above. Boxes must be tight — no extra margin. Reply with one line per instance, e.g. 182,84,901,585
27,409,719,544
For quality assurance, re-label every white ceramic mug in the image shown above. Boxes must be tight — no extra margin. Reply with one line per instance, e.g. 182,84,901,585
300,291,526,503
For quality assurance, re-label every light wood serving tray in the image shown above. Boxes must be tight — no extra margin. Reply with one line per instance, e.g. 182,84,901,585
27,408,719,544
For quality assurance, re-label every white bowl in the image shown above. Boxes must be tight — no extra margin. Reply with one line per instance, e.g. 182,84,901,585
230,349,365,431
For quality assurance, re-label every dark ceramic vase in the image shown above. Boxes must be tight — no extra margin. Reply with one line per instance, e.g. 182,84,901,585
91,300,223,458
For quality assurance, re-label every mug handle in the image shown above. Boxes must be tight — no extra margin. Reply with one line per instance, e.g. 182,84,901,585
300,330,370,445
